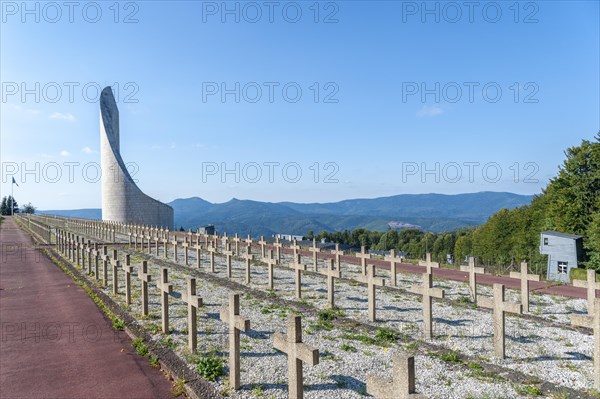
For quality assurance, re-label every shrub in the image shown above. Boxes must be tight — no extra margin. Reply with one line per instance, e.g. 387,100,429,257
196,355,225,381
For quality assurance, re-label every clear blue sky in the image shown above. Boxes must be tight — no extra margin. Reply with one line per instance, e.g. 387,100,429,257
1,0,598,209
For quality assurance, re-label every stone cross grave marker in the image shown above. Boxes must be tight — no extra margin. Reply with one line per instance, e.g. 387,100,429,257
81,238,87,269
101,246,109,286
366,353,427,399
245,235,253,253
138,261,152,316
356,263,386,322
258,236,267,259
317,258,341,308
221,232,228,250
182,276,203,352
509,261,540,313
208,244,217,273
80,239,85,268
146,231,152,254
73,236,79,263
273,315,319,399
75,237,81,266
477,283,522,359
409,273,445,339
65,233,71,260
331,243,344,270
263,249,278,291
154,231,160,256
69,235,75,263
290,239,301,259
86,240,93,275
121,254,133,305
187,230,193,250
157,267,174,334
219,293,250,390
573,269,600,316
68,233,73,261
459,256,485,302
418,253,439,274
80,238,87,269
111,249,119,295
224,243,234,278
244,244,254,285
93,243,99,280
145,232,152,255
171,237,179,262
308,238,320,272
384,249,401,287
290,253,307,299
194,238,203,268
162,236,168,259
182,237,190,266
273,236,283,263
356,245,371,275
232,233,241,256
570,297,600,390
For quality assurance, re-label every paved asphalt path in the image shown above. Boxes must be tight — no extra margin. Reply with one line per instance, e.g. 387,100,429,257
0,217,174,399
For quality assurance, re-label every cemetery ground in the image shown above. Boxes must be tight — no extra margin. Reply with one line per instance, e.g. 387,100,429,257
11,217,600,399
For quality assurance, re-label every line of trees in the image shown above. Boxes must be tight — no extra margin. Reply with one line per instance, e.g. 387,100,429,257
0,197,36,215
307,134,600,272
306,228,465,263
0,196,18,215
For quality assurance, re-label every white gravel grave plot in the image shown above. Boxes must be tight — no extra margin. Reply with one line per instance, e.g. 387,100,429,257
329,255,588,326
192,281,528,399
80,249,528,399
367,351,529,399
259,256,595,392
439,304,595,391
116,248,594,392
525,291,588,323
336,277,595,392
197,254,595,394
118,246,588,328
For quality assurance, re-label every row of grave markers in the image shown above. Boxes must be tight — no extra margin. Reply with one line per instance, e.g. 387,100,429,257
55,214,600,316
131,228,600,319
57,224,600,327
58,224,600,331
55,228,430,398
55,226,600,392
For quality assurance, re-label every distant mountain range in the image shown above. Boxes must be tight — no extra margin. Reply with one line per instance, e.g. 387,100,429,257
39,191,534,236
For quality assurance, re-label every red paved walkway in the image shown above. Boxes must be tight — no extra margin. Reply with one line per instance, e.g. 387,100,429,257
0,217,173,399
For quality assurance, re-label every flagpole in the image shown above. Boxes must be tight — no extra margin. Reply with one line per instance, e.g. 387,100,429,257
11,179,14,216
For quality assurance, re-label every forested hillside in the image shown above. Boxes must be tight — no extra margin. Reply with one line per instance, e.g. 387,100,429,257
316,135,600,272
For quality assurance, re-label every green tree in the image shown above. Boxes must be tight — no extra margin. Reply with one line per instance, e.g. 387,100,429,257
0,196,18,215
21,203,36,214
585,198,600,271
0,197,7,215
542,135,600,236
454,231,473,262
462,134,599,271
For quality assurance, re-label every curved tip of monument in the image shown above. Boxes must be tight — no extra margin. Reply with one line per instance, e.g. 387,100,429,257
100,86,117,108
